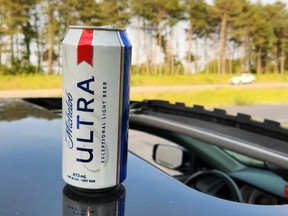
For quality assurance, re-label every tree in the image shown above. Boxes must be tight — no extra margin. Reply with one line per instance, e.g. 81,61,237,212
230,1,259,73
263,2,288,74
59,0,79,31
31,2,43,72
131,0,183,75
0,0,29,70
131,0,155,74
252,3,274,74
21,0,39,71
97,0,131,27
185,0,211,73
74,0,102,26
0,0,287,75
212,0,246,74
45,0,61,74
0,2,5,66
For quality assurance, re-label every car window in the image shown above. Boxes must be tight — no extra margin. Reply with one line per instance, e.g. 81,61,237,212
129,129,182,176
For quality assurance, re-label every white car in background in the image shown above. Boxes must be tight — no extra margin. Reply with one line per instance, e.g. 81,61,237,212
230,73,256,85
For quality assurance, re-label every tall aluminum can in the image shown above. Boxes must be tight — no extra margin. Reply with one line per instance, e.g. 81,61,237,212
62,26,131,190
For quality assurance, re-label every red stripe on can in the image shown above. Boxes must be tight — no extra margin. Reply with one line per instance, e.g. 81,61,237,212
77,29,93,66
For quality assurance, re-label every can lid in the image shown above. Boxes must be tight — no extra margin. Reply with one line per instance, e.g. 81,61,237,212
69,25,126,31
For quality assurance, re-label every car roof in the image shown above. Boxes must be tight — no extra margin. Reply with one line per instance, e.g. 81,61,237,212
1,98,288,215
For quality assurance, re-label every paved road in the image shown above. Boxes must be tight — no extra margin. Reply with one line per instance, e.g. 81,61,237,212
223,104,288,125
0,89,62,98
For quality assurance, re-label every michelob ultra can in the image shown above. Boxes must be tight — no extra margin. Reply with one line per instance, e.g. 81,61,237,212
62,26,131,190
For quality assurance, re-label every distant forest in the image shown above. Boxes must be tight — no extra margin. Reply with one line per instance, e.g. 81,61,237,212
0,0,287,75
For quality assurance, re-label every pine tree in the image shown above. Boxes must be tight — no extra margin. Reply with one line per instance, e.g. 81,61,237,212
185,0,211,73
0,0,29,70
131,0,183,75
212,0,246,74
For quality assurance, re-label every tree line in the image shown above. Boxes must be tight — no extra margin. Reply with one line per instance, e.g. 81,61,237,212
0,0,287,75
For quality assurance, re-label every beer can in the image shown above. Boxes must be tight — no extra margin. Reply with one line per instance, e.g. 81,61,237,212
62,25,132,190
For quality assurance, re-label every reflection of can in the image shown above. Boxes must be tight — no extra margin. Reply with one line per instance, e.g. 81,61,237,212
63,184,126,216
62,26,131,190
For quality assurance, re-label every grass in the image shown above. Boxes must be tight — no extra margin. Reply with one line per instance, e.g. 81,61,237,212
130,73,288,107
131,73,229,86
0,74,62,90
130,73,288,86
0,73,287,107
130,88,288,107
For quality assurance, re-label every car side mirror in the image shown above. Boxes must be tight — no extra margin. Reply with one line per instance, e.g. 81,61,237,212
152,144,185,169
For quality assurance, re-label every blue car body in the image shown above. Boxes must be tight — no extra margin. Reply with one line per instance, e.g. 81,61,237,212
0,98,288,215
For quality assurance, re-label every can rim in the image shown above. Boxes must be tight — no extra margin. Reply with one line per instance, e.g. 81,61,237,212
69,25,126,31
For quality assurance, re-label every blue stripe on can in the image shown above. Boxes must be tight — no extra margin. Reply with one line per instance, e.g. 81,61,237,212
119,31,132,183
